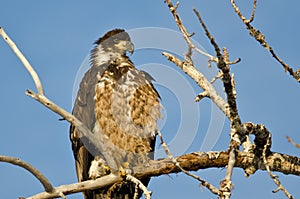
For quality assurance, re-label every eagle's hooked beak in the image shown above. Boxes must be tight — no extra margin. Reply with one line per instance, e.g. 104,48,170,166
126,41,134,55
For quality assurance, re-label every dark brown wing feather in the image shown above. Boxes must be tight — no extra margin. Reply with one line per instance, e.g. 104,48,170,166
69,62,105,198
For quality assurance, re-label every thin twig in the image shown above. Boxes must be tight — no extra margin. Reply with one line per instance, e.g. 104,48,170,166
248,0,257,23
157,131,220,195
163,1,231,122
286,136,300,148
58,192,66,199
193,8,242,126
133,183,139,199
164,0,194,56
230,0,300,82
194,46,218,62
209,71,222,84
164,0,216,60
263,134,294,199
193,8,221,57
0,156,53,193
0,27,44,94
194,91,209,102
219,127,237,199
227,58,241,65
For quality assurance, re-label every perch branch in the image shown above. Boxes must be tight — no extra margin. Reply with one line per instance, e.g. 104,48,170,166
25,173,122,199
25,150,300,198
230,0,300,82
0,156,53,193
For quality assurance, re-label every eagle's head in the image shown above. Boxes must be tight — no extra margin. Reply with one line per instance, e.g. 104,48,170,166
91,29,134,66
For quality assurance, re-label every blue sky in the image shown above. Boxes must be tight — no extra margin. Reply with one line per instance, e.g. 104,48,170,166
0,1,299,199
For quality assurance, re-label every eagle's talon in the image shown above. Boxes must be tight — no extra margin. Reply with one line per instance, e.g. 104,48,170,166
119,161,132,177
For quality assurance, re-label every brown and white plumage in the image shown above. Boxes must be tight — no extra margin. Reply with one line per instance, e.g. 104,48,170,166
70,29,161,199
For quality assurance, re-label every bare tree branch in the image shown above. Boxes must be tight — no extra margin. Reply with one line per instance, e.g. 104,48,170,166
0,27,44,95
163,2,295,198
192,8,242,130
164,0,216,61
230,0,300,82
192,8,244,198
162,52,229,118
263,134,294,199
25,173,122,199
23,150,300,198
157,131,220,195
0,156,53,193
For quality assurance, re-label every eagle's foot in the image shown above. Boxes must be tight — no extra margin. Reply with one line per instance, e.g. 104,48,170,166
88,156,110,180
119,161,132,178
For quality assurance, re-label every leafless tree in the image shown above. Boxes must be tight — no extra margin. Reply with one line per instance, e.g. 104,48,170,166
0,1,299,199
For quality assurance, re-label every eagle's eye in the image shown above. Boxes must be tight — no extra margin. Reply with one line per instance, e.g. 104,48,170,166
113,38,119,43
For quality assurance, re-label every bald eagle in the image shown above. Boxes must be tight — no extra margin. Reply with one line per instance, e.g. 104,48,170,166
70,29,162,199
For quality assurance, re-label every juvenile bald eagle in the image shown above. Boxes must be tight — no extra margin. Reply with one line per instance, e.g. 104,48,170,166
70,29,162,198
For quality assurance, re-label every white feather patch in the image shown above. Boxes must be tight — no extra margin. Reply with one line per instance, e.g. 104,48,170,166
93,44,121,66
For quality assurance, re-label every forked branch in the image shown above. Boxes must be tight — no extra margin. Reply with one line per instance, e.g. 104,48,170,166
230,0,300,82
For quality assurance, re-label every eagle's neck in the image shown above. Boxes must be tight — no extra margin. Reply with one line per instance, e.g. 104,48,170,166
90,44,123,67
